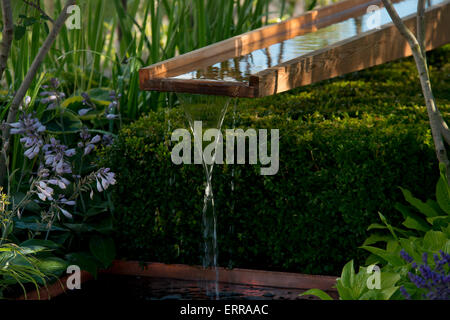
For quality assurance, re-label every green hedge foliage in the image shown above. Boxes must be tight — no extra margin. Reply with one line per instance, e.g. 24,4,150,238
103,46,450,275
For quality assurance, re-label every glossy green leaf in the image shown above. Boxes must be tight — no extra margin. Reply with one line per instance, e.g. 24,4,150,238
360,246,404,266
44,109,83,134
423,231,447,251
339,260,355,288
400,187,438,218
436,175,450,214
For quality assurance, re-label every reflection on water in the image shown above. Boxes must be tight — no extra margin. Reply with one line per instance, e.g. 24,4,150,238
174,0,444,82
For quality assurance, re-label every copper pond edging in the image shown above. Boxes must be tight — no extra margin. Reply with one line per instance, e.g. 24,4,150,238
103,260,338,292
19,261,338,300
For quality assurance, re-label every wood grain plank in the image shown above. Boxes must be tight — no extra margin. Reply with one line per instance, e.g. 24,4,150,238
139,76,257,97
104,260,338,291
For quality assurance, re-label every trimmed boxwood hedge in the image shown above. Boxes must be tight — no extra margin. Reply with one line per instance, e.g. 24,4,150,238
103,46,450,275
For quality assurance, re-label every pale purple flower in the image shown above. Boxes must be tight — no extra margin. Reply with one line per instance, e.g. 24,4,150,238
80,127,91,141
9,113,46,159
59,207,73,219
105,91,120,120
78,128,102,155
47,176,71,189
36,181,54,201
41,78,65,110
81,92,95,108
102,134,114,146
43,138,74,174
106,113,118,120
59,198,76,206
84,144,95,155
90,135,101,144
95,168,116,192
37,166,50,178
78,108,93,116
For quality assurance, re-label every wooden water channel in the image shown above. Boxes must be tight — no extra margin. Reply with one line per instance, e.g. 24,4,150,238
139,0,450,98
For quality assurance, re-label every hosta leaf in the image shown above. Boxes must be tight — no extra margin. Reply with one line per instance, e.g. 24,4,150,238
63,95,108,120
436,174,450,214
339,260,355,288
422,231,447,251
362,233,393,246
380,272,401,288
20,239,60,250
402,216,430,232
335,281,353,300
360,246,404,266
45,109,83,133
400,187,438,217
36,257,68,277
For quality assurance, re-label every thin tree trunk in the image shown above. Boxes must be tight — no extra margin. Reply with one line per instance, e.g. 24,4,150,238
0,0,13,82
0,0,76,185
417,0,426,60
381,0,449,181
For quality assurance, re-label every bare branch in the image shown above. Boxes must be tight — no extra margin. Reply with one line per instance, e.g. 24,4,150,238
22,0,54,24
381,0,421,53
382,0,449,172
0,0,76,184
0,0,13,82
417,0,427,61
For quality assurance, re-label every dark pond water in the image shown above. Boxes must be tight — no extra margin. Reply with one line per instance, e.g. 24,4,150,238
53,275,338,301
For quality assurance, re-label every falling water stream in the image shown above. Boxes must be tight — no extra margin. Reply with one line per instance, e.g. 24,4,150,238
177,94,232,299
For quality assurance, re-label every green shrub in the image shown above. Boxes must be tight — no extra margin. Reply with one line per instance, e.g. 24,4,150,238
103,46,450,275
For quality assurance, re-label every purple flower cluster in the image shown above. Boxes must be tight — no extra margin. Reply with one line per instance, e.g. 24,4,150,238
40,78,66,110
43,137,75,174
95,168,116,192
400,249,450,300
9,113,46,159
105,91,120,120
77,127,101,155
78,92,95,116
8,84,118,220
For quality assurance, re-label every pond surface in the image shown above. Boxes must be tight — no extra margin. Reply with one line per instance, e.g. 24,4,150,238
54,275,338,301
173,0,444,82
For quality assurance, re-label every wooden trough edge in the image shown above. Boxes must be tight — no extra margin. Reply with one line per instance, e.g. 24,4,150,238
253,0,450,97
139,0,396,82
140,0,450,98
101,260,338,292
140,78,258,98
